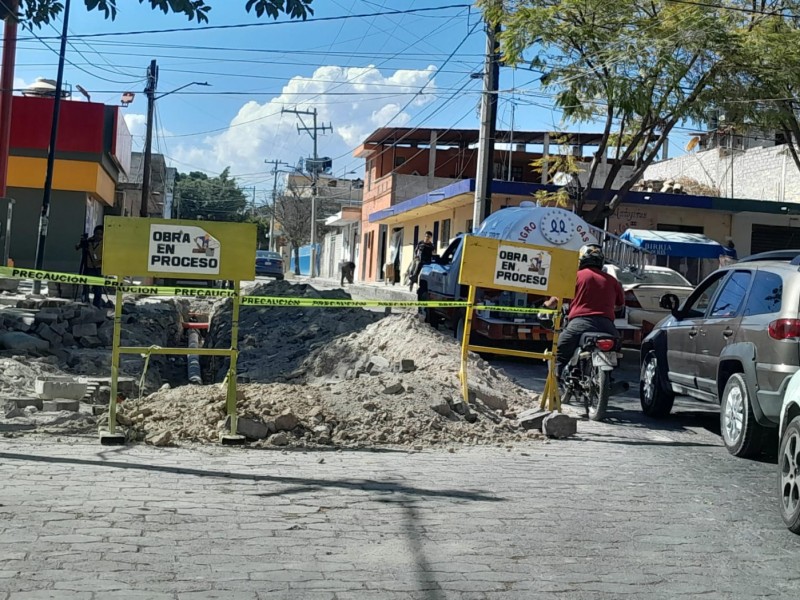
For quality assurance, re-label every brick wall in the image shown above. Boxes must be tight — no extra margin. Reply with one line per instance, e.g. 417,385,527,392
644,145,797,202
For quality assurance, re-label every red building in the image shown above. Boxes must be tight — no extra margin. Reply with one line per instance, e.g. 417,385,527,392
2,95,130,272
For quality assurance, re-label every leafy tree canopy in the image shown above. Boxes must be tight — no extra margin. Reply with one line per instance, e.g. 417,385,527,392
12,0,313,28
479,0,800,220
175,167,248,222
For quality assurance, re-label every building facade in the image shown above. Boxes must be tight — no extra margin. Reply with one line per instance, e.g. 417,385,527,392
2,95,131,273
115,152,177,219
354,127,637,282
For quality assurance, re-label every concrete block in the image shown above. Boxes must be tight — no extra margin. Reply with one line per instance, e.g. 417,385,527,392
223,415,270,439
399,359,416,373
367,355,390,374
39,298,70,308
542,413,578,439
517,408,550,431
35,377,88,400
72,322,98,338
50,321,68,336
97,321,114,346
468,383,509,411
274,409,300,432
61,333,76,347
42,399,80,412
79,336,102,348
34,311,60,325
36,323,63,346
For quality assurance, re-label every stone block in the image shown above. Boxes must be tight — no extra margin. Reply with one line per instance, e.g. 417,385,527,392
383,381,405,395
542,413,578,439
34,311,60,325
50,320,68,336
0,331,49,352
468,383,508,411
399,359,417,373
517,408,550,431
269,431,290,446
39,298,70,308
72,322,98,338
79,336,102,348
35,377,88,400
42,399,80,412
430,401,452,418
146,430,173,447
97,321,114,346
16,299,42,310
223,415,270,440
36,323,63,346
61,333,77,347
274,409,300,432
3,309,36,332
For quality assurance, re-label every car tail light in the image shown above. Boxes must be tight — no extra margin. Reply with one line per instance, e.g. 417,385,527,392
596,338,616,351
625,291,641,308
769,319,800,340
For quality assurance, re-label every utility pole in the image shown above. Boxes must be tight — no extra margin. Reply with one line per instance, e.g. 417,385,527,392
281,107,332,277
140,59,158,218
472,10,501,229
33,0,72,294
265,159,289,252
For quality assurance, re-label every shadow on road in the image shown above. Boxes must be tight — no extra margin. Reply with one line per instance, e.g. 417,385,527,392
0,451,503,504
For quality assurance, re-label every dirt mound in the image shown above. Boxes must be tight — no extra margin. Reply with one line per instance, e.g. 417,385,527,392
207,280,382,383
120,313,542,448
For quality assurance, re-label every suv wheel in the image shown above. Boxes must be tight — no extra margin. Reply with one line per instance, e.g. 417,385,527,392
720,373,766,458
640,351,674,418
779,417,800,533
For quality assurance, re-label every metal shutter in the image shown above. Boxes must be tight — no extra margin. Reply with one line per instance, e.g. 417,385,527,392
750,224,800,254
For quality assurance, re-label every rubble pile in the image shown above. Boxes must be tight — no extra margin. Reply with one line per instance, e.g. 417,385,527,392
207,280,382,382
121,312,543,448
0,297,188,393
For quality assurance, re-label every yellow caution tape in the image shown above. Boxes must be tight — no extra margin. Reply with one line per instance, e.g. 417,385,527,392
0,266,117,287
0,266,559,313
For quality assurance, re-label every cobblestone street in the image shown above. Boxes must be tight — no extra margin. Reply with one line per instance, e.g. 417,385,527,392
1,356,799,600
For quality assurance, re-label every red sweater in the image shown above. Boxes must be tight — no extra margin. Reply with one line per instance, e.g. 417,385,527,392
568,267,624,321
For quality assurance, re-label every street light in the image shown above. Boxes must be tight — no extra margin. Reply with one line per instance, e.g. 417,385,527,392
140,79,210,217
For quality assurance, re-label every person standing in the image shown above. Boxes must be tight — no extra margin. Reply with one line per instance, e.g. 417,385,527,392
77,225,105,308
409,231,434,292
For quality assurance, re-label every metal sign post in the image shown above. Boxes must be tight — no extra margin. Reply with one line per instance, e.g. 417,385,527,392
458,235,578,412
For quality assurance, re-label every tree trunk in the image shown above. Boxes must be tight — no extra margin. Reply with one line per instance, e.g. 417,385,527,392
293,245,301,276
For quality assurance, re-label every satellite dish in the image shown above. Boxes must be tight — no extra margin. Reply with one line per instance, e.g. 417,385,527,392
686,136,700,152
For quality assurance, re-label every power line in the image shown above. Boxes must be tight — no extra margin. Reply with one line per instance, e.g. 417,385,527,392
17,4,474,41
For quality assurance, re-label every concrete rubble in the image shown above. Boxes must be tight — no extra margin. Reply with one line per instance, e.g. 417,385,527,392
2,281,570,448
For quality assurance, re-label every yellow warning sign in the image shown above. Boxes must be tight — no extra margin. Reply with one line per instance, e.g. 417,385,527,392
103,217,257,281
458,235,578,299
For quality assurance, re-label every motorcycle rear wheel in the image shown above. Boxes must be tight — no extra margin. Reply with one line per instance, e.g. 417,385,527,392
586,366,610,421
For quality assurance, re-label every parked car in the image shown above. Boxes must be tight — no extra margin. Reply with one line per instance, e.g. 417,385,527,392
255,250,284,279
605,264,694,327
639,256,800,458
778,370,800,533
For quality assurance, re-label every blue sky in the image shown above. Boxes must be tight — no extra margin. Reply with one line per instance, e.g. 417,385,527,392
8,0,692,202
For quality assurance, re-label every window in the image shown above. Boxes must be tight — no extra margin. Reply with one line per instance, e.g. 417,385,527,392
683,272,726,319
709,271,752,318
617,269,691,287
440,219,451,248
439,237,462,266
743,271,783,316
510,165,523,181
394,156,406,167
466,219,474,234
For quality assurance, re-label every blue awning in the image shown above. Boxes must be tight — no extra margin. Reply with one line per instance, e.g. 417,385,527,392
619,229,735,259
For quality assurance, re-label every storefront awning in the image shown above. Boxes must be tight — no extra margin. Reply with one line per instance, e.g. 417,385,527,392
619,229,735,259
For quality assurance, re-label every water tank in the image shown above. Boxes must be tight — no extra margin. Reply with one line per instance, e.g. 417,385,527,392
22,78,71,99
474,202,599,251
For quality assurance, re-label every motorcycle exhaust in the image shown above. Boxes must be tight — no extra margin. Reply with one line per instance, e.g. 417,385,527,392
609,380,630,396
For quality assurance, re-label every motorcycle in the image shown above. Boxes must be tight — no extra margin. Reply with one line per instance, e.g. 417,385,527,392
560,333,627,421
536,308,627,421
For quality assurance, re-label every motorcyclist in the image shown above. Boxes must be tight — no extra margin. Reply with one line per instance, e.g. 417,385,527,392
544,244,624,381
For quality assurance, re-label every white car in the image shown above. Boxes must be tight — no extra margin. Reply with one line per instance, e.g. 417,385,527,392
779,372,800,533
605,265,694,327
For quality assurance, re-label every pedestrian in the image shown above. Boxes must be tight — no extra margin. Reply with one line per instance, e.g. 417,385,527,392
409,231,435,292
76,225,105,309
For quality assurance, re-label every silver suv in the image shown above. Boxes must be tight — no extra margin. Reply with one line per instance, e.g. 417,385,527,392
640,254,800,458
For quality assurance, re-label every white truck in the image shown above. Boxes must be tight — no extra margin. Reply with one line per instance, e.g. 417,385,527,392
417,202,647,346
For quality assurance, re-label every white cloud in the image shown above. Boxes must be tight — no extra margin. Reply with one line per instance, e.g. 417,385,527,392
13,77,32,91
170,64,437,177
124,113,146,140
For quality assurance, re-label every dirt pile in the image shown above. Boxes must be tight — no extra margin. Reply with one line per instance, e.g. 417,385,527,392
207,280,382,382
119,312,543,448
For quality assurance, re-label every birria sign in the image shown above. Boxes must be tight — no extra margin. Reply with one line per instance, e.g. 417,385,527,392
103,217,256,281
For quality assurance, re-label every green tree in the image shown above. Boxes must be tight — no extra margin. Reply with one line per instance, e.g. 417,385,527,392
478,0,767,222
13,0,313,27
175,167,248,222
